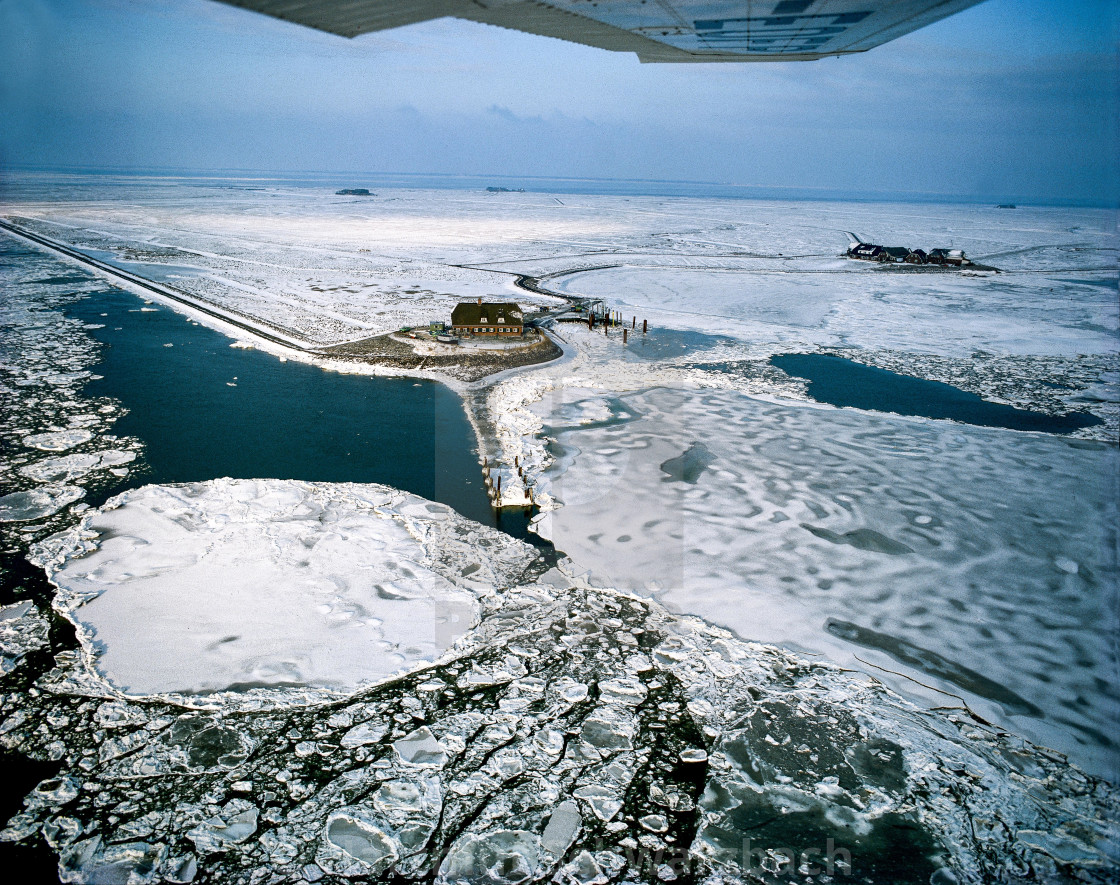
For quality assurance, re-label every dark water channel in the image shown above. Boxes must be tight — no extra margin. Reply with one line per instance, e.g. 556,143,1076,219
771,353,1102,433
64,289,543,540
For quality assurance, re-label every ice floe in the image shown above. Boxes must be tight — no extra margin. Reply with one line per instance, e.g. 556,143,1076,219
19,449,135,483
30,478,540,704
0,485,85,523
22,429,95,452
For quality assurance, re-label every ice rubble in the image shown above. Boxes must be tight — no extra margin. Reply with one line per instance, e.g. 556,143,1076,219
1,480,1118,883
30,478,539,703
0,600,50,676
0,235,142,548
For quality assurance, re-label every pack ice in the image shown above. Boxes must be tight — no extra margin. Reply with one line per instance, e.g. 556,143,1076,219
1,481,1117,884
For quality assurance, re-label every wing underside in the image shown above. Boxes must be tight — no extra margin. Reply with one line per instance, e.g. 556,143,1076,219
220,0,982,62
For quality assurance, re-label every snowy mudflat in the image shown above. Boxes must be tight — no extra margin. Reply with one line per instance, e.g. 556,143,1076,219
4,177,1115,420
525,385,1120,779
2,176,570,349
31,479,539,702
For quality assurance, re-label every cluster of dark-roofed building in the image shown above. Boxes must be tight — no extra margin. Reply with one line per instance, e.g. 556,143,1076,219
847,242,969,266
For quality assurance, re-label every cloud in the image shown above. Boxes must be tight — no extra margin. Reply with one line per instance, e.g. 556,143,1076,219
1,0,1116,204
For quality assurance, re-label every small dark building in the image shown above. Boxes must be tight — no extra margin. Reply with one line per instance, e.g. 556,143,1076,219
904,249,928,264
849,243,889,261
883,246,912,262
451,300,524,337
928,248,968,266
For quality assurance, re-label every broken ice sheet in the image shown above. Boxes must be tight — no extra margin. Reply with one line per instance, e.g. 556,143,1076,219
3,181,1120,885
22,429,95,452
532,383,1120,779
0,600,50,676
4,523,1120,884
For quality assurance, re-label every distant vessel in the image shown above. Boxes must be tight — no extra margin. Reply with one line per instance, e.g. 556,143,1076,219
336,188,373,196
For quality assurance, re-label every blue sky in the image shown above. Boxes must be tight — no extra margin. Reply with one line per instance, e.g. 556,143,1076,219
0,0,1117,203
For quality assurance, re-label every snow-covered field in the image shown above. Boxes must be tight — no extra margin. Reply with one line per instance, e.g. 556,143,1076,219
2,173,1118,882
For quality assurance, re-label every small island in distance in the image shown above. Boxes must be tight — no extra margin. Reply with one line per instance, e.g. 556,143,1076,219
336,188,373,196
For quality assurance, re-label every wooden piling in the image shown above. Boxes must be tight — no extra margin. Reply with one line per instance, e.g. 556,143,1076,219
643,319,648,334
623,329,628,343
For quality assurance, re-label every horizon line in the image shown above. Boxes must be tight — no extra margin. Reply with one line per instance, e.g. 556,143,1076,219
2,162,1116,209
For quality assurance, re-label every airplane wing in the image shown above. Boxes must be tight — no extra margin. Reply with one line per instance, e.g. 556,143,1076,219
219,0,983,63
